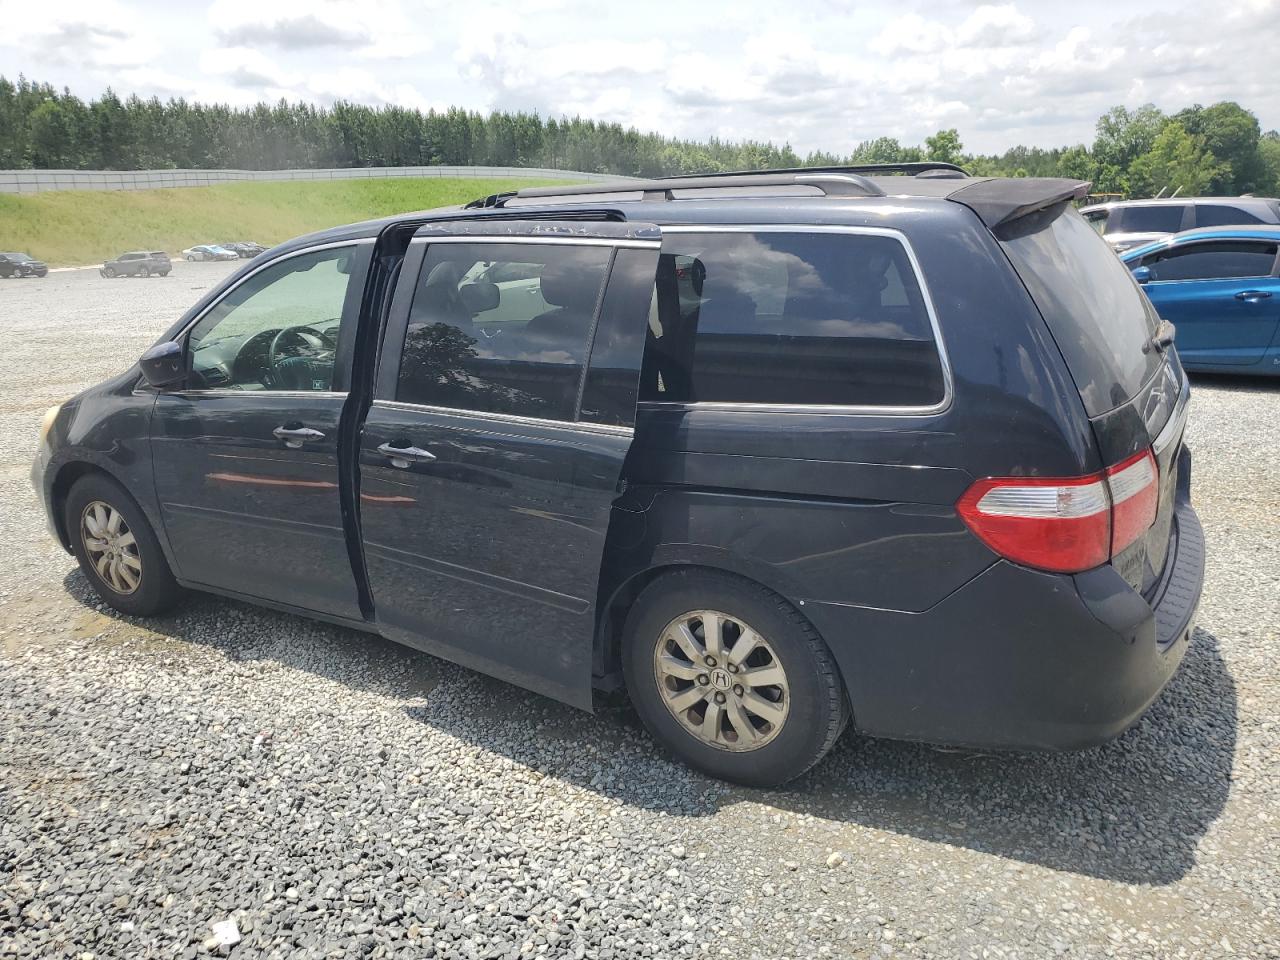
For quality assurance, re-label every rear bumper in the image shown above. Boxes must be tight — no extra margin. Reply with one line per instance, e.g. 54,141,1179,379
804,461,1204,751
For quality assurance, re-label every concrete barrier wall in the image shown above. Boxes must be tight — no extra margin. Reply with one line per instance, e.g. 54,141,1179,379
0,166,631,195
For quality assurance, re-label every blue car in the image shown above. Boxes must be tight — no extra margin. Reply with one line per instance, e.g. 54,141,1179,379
1123,226,1280,375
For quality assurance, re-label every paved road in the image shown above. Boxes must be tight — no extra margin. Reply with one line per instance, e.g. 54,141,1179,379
1,265,1278,959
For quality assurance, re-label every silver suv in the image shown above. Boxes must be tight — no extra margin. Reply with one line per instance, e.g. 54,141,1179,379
1082,196,1280,252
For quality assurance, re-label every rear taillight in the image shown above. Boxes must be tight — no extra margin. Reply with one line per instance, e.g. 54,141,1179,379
1106,450,1159,555
956,449,1159,574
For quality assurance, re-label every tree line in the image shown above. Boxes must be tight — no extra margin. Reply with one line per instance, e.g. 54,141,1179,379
4,75,1279,198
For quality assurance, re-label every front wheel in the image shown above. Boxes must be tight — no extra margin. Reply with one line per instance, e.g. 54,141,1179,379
65,474,183,617
622,569,849,787
102,266,115,278
138,266,150,278
186,254,196,261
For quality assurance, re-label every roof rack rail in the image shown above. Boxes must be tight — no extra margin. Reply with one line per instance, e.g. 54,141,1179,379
655,161,969,180
484,171,887,208
463,163,970,208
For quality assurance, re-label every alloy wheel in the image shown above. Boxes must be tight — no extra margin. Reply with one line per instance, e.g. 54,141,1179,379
653,609,790,752
80,500,142,595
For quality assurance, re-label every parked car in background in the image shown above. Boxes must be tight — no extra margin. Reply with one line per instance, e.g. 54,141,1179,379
33,165,1203,786
1082,196,1280,252
0,252,49,278
100,251,171,278
219,241,268,259
182,245,239,262
1124,226,1280,375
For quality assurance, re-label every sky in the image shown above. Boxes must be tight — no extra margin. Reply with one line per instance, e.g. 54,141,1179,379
1,0,1278,156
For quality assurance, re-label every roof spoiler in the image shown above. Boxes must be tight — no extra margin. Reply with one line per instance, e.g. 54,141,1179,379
949,178,1092,229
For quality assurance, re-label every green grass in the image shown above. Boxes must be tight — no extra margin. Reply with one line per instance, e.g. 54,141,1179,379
0,177,559,266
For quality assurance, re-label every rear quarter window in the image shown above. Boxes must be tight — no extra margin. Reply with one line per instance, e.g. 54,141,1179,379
999,206,1160,416
1193,204,1265,228
640,230,945,409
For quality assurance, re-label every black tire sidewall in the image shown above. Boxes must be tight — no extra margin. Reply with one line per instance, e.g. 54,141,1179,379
65,474,181,617
622,569,847,787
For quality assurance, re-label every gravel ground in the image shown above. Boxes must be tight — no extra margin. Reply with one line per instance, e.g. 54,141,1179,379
1,265,1279,960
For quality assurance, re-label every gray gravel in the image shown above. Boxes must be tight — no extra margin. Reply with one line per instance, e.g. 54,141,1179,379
2,266,1279,960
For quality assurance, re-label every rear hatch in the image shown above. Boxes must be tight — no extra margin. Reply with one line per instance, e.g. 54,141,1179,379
997,203,1187,593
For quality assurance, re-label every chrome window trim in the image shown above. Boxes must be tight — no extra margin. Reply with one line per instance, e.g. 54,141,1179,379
408,236,659,249
372,399,634,438
165,390,349,400
645,223,953,417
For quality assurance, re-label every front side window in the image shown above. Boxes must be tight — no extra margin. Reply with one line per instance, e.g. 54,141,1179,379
1141,241,1278,281
396,242,612,421
640,230,944,408
186,246,355,391
1118,205,1186,234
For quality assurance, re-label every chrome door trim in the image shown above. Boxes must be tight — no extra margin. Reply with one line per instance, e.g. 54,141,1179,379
643,223,954,418
371,398,634,438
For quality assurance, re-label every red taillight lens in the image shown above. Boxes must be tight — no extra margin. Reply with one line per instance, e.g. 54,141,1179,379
956,473,1112,573
956,449,1159,574
1106,449,1158,555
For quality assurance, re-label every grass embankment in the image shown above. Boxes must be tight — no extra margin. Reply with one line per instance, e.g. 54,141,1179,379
0,177,558,266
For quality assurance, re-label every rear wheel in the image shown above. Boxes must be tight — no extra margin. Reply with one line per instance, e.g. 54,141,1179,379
622,569,849,787
65,474,183,617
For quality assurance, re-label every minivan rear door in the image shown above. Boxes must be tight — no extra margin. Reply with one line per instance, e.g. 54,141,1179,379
997,205,1185,592
358,220,660,709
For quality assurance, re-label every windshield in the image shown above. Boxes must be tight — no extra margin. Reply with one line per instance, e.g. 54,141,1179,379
999,205,1161,416
4,253,32,262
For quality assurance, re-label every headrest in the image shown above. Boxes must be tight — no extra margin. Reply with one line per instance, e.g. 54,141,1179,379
459,280,499,314
539,265,599,311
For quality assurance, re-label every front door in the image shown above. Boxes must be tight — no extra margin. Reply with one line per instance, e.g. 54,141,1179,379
358,221,659,708
150,241,372,620
1139,239,1280,365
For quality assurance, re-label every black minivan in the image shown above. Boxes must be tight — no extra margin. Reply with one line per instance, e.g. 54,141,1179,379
33,165,1204,786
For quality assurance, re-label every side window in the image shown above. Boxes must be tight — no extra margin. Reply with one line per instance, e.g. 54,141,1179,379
640,231,945,408
396,242,611,421
187,246,355,391
1144,241,1278,282
1193,205,1265,228
1117,205,1186,234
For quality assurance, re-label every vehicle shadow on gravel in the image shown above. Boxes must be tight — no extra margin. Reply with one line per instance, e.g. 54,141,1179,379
63,571,1236,887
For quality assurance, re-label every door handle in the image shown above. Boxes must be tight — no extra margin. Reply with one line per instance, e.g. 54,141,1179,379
1235,290,1272,301
272,425,325,448
377,441,437,468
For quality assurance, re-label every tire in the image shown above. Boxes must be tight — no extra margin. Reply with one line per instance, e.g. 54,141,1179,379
65,473,183,617
138,266,150,278
102,266,116,278
159,270,170,277
621,568,850,787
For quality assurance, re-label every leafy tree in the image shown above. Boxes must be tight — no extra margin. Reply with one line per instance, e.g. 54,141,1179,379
1174,102,1261,193
924,129,963,165
1093,105,1165,172
1128,123,1219,198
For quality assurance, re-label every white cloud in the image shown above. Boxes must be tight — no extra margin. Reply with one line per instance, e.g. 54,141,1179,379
4,0,1280,156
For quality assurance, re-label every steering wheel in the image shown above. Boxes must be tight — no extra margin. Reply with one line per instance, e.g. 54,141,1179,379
267,324,333,369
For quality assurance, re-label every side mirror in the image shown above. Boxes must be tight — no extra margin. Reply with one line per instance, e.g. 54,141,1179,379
1132,265,1152,284
139,341,186,388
